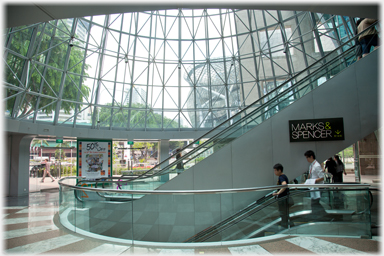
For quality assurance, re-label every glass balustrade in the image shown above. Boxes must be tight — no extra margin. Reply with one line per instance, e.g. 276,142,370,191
59,178,372,244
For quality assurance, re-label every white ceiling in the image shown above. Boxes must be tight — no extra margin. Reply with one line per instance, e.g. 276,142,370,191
6,3,379,28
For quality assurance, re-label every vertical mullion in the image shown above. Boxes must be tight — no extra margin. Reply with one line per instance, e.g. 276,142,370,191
4,28,14,59
204,9,212,128
311,13,325,59
193,9,197,129
220,9,230,121
233,11,246,110
310,12,328,83
11,25,39,118
262,11,277,94
277,11,293,80
228,10,241,117
161,11,167,130
178,9,182,130
333,16,349,67
53,19,78,125
92,16,109,129
127,13,138,130
146,11,154,129
294,11,310,77
150,12,158,119
289,11,310,102
73,19,92,128
33,22,58,123
109,14,124,129
248,10,262,106
343,16,356,40
331,16,342,45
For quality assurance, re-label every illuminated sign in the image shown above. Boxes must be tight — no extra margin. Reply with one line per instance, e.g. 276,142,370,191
289,118,344,142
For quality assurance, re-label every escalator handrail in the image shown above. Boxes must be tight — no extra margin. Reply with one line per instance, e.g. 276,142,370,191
124,21,380,181
59,176,370,195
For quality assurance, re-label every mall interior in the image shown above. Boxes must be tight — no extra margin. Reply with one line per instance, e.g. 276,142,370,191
2,3,382,255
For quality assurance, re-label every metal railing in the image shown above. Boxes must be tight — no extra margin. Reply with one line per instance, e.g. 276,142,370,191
59,176,370,195
59,177,372,244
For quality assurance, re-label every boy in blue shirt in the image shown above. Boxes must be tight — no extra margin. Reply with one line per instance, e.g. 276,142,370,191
272,163,290,228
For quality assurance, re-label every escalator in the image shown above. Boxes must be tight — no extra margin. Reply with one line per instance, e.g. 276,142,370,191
74,23,378,203
184,191,276,242
185,186,373,242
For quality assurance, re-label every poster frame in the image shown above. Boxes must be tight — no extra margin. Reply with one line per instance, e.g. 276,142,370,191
76,138,113,179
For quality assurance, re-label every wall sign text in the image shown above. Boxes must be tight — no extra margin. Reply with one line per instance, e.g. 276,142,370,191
289,118,344,142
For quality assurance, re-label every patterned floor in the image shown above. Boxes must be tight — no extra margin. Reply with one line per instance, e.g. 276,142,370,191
3,191,381,255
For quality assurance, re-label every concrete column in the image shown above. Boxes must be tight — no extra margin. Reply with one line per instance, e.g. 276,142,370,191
6,133,34,197
159,139,170,182
159,139,170,168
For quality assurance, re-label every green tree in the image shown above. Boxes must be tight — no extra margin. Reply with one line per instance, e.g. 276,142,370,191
133,141,155,162
5,21,90,117
55,141,70,160
169,140,185,152
112,141,120,165
98,103,180,129
31,139,49,147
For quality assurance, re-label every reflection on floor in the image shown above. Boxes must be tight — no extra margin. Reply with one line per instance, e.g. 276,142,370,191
3,191,380,255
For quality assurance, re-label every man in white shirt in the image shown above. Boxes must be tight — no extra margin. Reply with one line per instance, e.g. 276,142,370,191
304,150,326,220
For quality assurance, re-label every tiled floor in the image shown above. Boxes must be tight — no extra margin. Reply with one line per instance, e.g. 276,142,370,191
3,190,380,255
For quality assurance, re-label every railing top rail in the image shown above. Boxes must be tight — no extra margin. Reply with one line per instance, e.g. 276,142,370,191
59,176,370,195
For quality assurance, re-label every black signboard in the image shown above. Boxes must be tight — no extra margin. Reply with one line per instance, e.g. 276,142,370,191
289,118,344,142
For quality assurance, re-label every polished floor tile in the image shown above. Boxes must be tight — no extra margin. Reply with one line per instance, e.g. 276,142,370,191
286,236,368,254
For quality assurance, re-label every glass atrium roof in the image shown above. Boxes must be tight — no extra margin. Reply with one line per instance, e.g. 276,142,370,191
4,9,356,132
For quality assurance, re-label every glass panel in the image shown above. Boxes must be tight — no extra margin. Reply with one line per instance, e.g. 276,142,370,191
4,89,16,117
59,178,372,243
108,13,122,30
133,61,149,85
130,109,146,129
5,53,26,88
47,40,69,69
180,111,193,128
4,9,370,133
9,26,33,54
28,63,44,93
75,105,92,126
146,110,162,128
16,93,36,119
111,108,127,128
163,111,179,129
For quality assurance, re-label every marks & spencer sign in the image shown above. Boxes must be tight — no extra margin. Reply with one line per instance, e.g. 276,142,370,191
289,118,344,142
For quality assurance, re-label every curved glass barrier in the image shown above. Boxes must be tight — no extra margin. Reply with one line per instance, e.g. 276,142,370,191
117,22,380,188
59,178,372,245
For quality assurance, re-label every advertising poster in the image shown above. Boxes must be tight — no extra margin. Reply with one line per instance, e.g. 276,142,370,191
77,139,112,179
289,118,344,142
